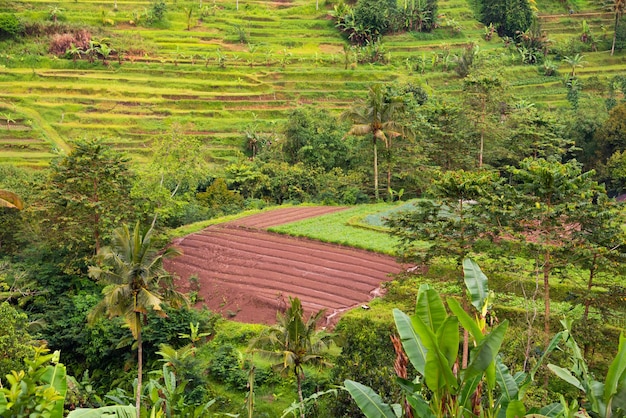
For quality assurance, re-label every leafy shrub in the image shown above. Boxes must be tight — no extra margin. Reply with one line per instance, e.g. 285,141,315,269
143,306,220,351
334,0,404,45
328,315,402,417
149,0,167,23
0,13,23,39
207,344,249,390
353,0,397,38
163,200,214,228
315,168,368,205
453,42,478,77
0,302,34,384
479,0,533,38
256,161,321,204
196,178,245,212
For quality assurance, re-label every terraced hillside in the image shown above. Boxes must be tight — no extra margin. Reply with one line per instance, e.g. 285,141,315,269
166,206,403,324
0,0,622,166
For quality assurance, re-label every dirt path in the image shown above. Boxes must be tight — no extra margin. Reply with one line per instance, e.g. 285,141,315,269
165,206,404,326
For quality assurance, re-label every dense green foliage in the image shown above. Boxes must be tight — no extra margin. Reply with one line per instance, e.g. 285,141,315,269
0,302,33,382
0,13,22,39
327,315,401,417
2,0,626,416
479,0,534,37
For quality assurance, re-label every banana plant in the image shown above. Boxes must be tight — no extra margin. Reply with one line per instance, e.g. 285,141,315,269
345,258,564,418
548,319,626,418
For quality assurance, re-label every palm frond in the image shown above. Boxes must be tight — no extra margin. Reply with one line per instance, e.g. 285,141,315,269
0,190,24,210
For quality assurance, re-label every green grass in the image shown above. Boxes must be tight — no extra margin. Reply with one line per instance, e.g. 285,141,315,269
268,203,410,255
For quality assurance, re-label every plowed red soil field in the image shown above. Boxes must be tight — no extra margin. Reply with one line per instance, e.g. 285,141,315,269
165,206,403,326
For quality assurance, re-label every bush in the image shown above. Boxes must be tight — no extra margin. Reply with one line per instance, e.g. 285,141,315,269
353,0,398,40
196,178,245,212
328,315,403,417
207,344,249,390
149,0,167,23
0,302,34,384
480,0,532,38
0,13,23,39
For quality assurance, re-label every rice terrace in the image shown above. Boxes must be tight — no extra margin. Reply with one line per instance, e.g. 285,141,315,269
4,0,626,416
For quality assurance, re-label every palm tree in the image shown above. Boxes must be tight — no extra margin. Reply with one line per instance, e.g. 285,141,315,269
250,297,332,418
0,189,23,210
563,53,586,77
342,84,405,201
48,5,64,23
2,113,15,130
88,222,186,418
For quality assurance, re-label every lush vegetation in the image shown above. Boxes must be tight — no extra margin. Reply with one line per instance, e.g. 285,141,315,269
2,0,626,416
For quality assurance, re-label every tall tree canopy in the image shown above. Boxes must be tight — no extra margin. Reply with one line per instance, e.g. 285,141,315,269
42,139,134,267
282,107,350,172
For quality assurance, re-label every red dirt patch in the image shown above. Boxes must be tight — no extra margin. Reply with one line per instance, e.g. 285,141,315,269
165,206,403,326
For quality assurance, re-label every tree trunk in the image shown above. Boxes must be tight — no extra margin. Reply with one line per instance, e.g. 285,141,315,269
296,369,305,418
373,136,379,201
612,13,619,56
93,177,100,254
478,97,485,168
543,249,551,348
386,138,392,201
584,253,598,321
136,314,142,418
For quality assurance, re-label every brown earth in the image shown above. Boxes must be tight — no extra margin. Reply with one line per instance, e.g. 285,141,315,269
165,206,404,326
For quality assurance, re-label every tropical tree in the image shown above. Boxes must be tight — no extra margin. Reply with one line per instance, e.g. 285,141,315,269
595,101,626,165
568,192,626,324
48,5,64,23
87,222,187,418
184,5,195,31
342,84,406,200
250,297,333,418
502,158,603,347
480,0,533,37
612,0,626,55
421,97,473,170
386,169,500,268
462,72,504,168
1,113,15,131
505,103,570,162
43,139,134,263
283,106,350,171
563,54,586,77
132,124,209,228
98,42,114,66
